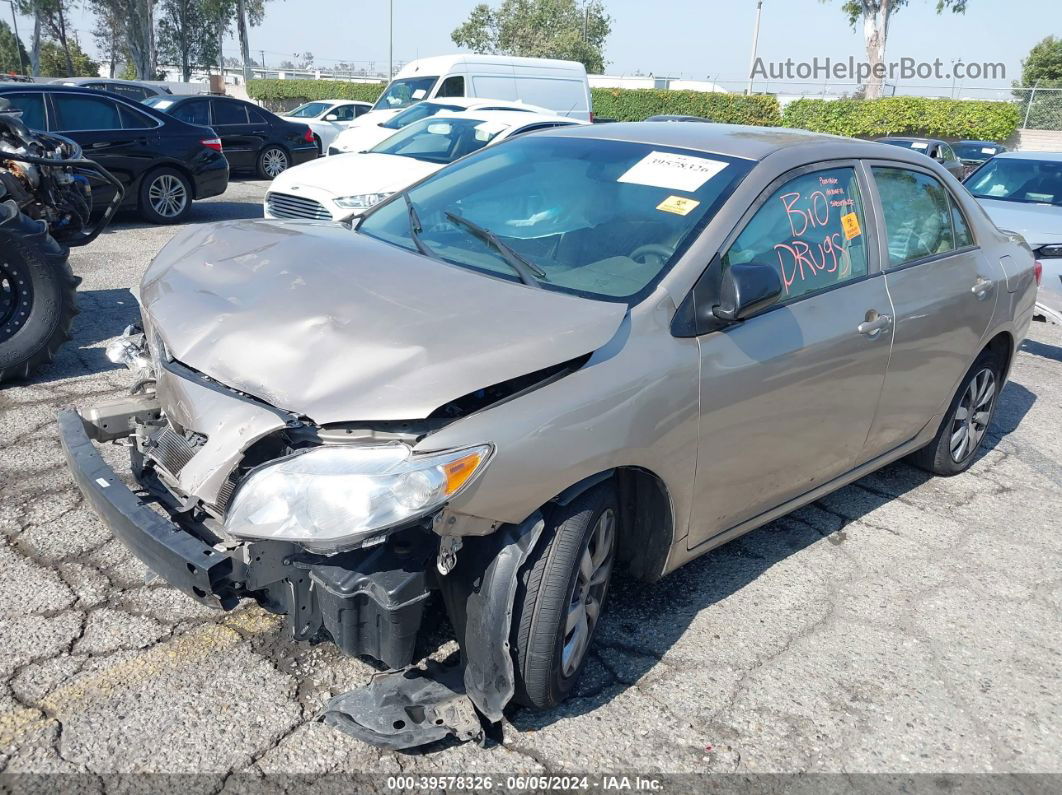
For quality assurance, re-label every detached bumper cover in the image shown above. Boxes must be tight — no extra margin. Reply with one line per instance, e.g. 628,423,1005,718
57,408,238,608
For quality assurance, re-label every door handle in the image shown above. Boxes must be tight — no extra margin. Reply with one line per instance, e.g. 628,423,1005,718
971,277,994,300
857,310,892,338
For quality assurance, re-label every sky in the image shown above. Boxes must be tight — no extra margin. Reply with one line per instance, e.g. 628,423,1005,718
12,0,1062,95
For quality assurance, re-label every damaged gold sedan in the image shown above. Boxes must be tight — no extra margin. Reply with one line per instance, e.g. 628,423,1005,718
59,123,1037,749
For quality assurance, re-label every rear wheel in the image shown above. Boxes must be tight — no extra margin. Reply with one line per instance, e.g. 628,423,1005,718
511,483,618,710
257,146,290,179
909,348,1003,475
0,218,78,384
138,167,192,224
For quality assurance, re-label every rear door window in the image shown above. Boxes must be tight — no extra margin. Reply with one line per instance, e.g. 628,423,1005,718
722,166,870,302
172,99,209,126
211,99,248,125
2,93,46,130
52,94,122,131
872,167,966,267
119,103,156,129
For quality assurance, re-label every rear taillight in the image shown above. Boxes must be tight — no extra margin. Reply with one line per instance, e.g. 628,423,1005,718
303,127,314,143
201,137,223,153
1034,260,1043,286
589,110,595,123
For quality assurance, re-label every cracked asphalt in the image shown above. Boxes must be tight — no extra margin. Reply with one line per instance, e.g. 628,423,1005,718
0,178,1060,783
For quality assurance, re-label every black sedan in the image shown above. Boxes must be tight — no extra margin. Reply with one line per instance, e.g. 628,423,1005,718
144,95,317,179
874,136,965,180
954,140,1008,178
0,84,228,224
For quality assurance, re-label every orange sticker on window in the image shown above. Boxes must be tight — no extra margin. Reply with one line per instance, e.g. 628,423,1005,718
841,212,862,240
657,195,700,216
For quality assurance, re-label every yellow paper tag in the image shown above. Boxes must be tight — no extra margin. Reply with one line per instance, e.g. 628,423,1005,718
656,195,700,216
841,212,862,240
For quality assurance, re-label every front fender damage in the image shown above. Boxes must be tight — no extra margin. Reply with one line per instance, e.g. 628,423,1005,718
319,512,545,750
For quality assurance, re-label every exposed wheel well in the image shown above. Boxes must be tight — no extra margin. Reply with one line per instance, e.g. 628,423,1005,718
547,467,674,583
985,330,1015,382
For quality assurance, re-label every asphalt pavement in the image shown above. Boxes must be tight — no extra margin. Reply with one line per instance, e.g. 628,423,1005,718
0,179,1059,784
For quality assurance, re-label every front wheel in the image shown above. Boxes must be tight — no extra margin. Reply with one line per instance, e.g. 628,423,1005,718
257,146,290,179
511,483,618,710
909,348,1003,475
138,167,192,224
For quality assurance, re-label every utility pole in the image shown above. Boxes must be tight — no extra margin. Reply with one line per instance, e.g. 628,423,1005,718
746,0,763,96
583,5,589,42
260,49,265,73
388,0,393,79
4,1,26,76
1022,78,1041,130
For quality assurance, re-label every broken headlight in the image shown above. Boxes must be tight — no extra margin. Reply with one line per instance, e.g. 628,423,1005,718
224,443,492,553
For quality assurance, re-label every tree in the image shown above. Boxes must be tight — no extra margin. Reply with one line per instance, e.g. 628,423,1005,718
88,0,156,80
234,0,266,84
451,0,612,74
157,0,215,81
1020,36,1062,86
17,1,77,77
829,1,969,99
201,0,234,73
0,20,30,74
38,37,99,77
89,0,125,77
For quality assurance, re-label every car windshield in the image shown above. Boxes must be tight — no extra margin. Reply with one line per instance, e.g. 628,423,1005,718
966,158,1062,205
358,136,752,303
381,101,465,130
372,76,439,111
954,142,1002,161
288,102,331,118
369,117,510,164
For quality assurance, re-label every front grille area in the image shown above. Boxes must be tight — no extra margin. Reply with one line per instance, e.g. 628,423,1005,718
145,426,203,477
266,191,332,221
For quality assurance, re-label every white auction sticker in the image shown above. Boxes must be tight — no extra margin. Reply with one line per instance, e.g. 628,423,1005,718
910,142,929,150
618,151,728,192
981,147,996,154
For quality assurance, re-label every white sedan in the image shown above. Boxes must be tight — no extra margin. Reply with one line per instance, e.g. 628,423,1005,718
264,110,584,222
326,97,551,156
280,99,373,153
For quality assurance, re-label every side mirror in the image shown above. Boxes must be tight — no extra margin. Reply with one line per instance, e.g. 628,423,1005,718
324,113,339,121
712,263,783,322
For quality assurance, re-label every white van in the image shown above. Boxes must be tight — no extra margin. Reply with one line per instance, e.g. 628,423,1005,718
360,54,592,124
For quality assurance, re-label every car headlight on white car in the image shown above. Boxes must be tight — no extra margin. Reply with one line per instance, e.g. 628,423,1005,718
224,443,493,553
333,192,393,210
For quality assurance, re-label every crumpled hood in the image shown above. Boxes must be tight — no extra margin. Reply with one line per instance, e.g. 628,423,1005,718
270,152,440,199
140,219,627,425
976,198,1062,248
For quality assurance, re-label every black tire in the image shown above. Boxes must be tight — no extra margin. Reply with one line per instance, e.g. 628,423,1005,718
257,146,290,180
0,220,78,384
511,482,618,710
909,348,1004,476
312,134,323,155
138,167,193,224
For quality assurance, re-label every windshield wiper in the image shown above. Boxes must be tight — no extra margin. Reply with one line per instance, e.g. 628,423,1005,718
443,210,547,287
404,194,438,259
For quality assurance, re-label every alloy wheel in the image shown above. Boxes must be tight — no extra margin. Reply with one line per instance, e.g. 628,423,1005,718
561,507,616,677
262,148,289,177
950,367,996,463
148,174,188,219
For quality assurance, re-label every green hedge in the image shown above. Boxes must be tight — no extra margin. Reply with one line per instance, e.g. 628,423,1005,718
591,87,781,125
247,78,385,111
781,96,1021,142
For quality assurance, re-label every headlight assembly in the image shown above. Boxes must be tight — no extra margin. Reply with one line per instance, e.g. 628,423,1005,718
333,192,392,210
224,443,492,553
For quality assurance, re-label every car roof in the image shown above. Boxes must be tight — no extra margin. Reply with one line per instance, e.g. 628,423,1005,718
533,122,935,164
992,151,1062,162
956,139,1003,146
295,99,371,105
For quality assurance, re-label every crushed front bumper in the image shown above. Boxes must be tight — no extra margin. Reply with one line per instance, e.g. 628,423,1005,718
57,408,433,668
